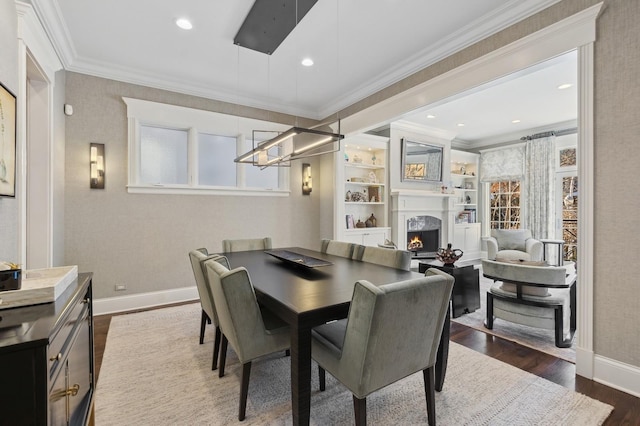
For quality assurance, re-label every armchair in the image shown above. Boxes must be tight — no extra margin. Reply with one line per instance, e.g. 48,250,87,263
486,229,543,261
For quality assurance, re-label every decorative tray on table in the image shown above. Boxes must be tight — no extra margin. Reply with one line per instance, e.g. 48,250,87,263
264,250,333,268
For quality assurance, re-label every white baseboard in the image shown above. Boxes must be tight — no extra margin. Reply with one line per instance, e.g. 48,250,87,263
93,286,199,316
593,354,640,398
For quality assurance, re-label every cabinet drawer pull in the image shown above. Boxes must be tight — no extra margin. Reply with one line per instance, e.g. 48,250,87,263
68,384,80,397
50,353,62,362
83,297,91,304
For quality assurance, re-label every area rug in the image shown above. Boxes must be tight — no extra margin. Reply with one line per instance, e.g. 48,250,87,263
452,266,576,363
94,303,610,425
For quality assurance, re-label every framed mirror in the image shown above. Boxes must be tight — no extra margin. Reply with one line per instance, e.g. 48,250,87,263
401,138,443,183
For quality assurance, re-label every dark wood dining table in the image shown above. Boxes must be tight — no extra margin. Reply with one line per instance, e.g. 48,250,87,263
223,247,450,426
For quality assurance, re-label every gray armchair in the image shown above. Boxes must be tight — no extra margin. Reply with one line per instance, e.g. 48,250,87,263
320,238,361,259
188,249,230,370
222,237,272,253
486,229,543,261
204,258,290,421
311,270,454,425
354,245,412,271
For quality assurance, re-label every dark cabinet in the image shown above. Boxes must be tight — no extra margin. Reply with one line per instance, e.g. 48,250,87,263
0,273,94,425
419,263,480,318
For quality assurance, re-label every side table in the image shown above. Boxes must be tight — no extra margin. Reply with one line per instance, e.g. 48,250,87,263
419,261,480,318
540,239,565,266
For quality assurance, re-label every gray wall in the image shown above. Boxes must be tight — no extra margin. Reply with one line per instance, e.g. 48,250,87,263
0,0,18,262
64,73,322,299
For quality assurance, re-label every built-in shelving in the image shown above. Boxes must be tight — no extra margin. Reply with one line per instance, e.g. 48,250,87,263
450,150,481,259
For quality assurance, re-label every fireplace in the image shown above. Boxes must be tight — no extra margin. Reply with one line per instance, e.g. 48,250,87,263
407,216,441,258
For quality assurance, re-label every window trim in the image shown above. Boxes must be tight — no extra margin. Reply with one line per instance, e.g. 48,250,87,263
123,97,291,196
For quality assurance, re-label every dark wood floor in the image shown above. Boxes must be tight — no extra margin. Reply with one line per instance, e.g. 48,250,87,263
93,306,640,425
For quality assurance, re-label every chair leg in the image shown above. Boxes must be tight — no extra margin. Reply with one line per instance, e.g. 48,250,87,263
484,292,494,329
285,349,291,357
423,366,436,426
239,362,252,421
212,326,222,371
353,395,367,426
219,335,228,378
199,310,209,344
318,366,326,391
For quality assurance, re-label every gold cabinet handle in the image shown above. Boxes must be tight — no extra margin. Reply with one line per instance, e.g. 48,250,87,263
68,384,80,397
50,352,62,362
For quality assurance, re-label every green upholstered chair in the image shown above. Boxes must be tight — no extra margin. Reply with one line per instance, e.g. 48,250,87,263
486,229,543,261
311,269,454,425
204,258,290,421
354,245,412,271
320,238,361,259
222,237,272,253
188,249,230,370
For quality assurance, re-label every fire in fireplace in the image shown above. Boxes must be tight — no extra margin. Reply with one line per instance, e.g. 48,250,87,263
406,215,441,258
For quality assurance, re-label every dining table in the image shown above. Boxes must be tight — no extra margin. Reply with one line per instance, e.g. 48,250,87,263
223,247,451,426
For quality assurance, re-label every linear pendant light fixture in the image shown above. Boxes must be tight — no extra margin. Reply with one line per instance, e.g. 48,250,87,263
234,125,344,167
233,0,343,167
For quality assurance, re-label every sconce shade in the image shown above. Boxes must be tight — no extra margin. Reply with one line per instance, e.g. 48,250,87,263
302,163,312,195
90,143,105,189
235,127,343,167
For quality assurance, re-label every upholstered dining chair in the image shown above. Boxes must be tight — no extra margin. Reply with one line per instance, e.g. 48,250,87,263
354,245,412,271
320,238,361,259
188,249,231,370
311,269,454,425
222,237,272,253
204,258,290,421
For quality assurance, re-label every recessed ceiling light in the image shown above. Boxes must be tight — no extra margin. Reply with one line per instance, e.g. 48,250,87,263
426,114,436,119
301,58,314,67
176,18,193,30
512,119,521,124
457,123,465,127
557,83,572,90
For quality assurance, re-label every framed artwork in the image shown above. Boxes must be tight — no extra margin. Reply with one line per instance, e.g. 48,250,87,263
346,214,355,229
0,82,16,197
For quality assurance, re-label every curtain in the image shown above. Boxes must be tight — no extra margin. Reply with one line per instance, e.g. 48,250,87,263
479,145,525,182
523,135,556,239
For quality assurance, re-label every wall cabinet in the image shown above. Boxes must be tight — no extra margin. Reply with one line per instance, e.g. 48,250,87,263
0,274,94,425
336,134,390,246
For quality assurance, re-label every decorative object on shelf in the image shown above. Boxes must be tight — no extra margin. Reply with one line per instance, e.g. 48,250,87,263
371,153,377,165
465,182,474,189
0,261,21,292
346,214,355,229
344,152,349,162
350,177,364,182
465,195,471,204
352,154,362,163
435,243,464,266
350,191,367,202
368,186,380,203
368,213,377,227
368,171,377,183
302,163,312,195
90,143,105,189
460,165,466,174
345,190,351,201
355,219,365,228
441,185,448,193
0,81,17,197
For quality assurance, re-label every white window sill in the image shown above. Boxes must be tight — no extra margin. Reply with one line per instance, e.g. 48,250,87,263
127,185,290,197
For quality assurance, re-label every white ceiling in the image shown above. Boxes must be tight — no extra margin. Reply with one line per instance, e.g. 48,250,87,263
31,0,574,142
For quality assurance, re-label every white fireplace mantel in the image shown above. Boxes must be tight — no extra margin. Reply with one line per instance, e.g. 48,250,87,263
391,190,455,257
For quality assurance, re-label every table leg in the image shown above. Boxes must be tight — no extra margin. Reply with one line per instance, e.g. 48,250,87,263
435,306,450,392
290,323,312,426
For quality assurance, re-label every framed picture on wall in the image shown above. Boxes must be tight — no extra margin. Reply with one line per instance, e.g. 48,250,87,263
0,81,17,197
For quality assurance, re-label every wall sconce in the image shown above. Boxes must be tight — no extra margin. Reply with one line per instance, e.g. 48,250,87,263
90,143,105,189
302,163,312,195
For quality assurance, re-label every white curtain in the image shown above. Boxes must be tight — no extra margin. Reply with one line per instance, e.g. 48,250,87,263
523,135,556,239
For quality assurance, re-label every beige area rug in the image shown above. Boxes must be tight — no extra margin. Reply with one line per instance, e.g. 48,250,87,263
452,266,576,363
95,303,611,425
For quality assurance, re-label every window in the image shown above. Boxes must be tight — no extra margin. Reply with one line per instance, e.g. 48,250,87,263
489,180,521,229
124,98,290,195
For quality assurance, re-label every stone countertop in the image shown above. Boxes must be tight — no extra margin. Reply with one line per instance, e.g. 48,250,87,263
0,265,78,310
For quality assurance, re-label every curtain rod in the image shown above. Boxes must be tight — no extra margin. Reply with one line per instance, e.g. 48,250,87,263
520,127,577,140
